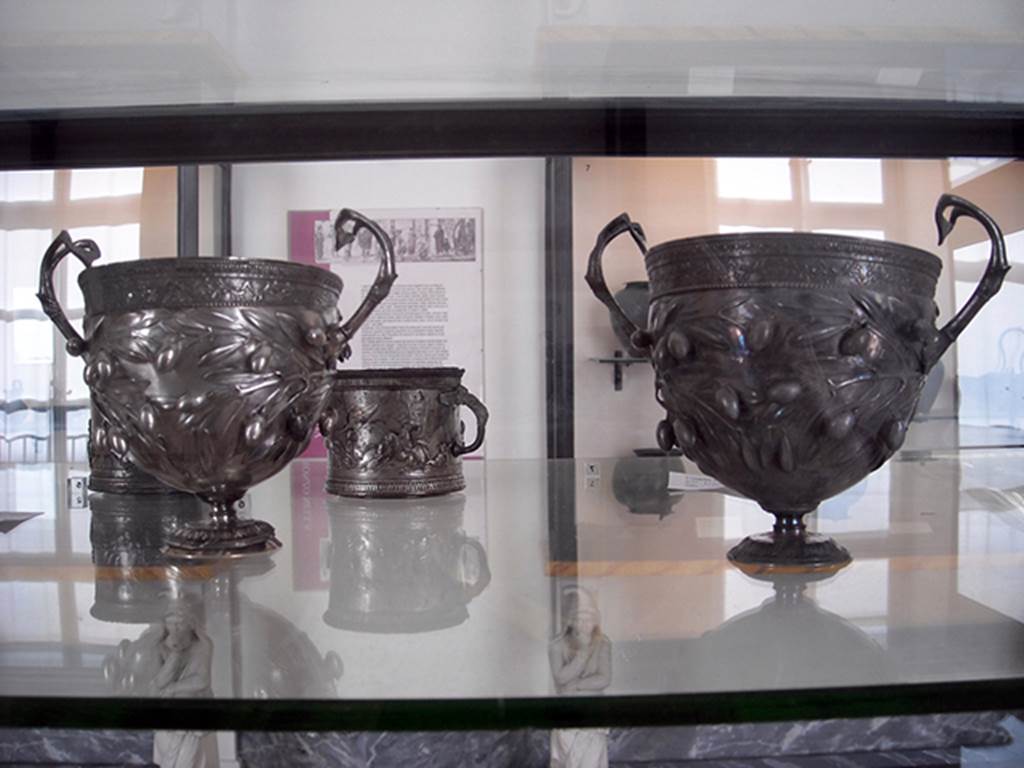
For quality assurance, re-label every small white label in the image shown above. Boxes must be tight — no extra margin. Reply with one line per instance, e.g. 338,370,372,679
667,472,725,492
67,476,87,509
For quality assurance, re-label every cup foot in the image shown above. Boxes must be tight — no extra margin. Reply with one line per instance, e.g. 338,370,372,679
727,530,851,575
163,518,282,561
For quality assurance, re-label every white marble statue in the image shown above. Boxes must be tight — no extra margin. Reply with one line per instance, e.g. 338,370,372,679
549,586,612,768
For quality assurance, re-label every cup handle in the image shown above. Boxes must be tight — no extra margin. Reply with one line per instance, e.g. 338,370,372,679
584,212,651,354
458,537,491,599
926,194,1011,369
37,230,101,357
332,208,398,359
451,386,489,456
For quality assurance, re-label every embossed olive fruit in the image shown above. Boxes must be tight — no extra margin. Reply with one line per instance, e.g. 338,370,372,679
672,417,696,449
244,416,266,445
748,319,775,352
176,393,207,412
715,386,741,420
108,430,128,457
248,349,271,373
305,327,326,347
656,418,677,451
84,357,112,386
155,346,179,372
139,404,157,432
666,330,691,361
318,407,337,437
630,329,653,351
656,419,677,452
768,381,802,404
883,419,907,452
287,412,310,441
839,327,884,362
827,411,857,440
92,425,108,450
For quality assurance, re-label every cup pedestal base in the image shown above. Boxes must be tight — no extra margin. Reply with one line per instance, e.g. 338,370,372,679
163,504,281,561
727,511,851,574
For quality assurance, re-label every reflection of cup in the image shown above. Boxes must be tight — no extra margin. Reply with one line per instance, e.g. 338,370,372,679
692,568,889,688
324,367,488,498
611,449,684,519
239,595,344,698
89,492,203,623
323,494,490,633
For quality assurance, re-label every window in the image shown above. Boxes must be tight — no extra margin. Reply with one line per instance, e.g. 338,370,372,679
713,157,889,239
0,169,147,464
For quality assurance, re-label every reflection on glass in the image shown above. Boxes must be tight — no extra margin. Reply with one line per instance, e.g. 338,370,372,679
0,171,54,202
807,159,883,204
69,168,144,200
239,594,344,699
955,230,1024,430
0,465,56,553
611,450,684,519
324,494,490,633
549,586,611,768
89,492,204,624
694,567,888,689
103,594,218,768
715,158,792,201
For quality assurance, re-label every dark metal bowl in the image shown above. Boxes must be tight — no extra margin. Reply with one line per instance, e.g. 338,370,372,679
587,195,1010,569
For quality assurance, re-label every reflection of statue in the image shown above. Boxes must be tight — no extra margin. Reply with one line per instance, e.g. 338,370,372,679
549,587,612,768
150,602,216,768
103,597,217,768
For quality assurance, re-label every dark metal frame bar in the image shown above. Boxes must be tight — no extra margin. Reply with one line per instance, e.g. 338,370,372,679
1,678,1020,732
176,165,199,258
1,98,1021,169
544,157,578,570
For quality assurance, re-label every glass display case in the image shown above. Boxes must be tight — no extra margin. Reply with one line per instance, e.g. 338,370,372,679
1,3,1023,766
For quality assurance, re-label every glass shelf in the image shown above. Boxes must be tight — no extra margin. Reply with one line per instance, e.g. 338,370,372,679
0,450,1022,730
1,3,1023,110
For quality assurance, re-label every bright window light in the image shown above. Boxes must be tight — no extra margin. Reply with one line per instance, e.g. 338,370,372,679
814,228,886,240
69,168,144,200
948,157,1011,187
0,171,54,202
65,224,140,310
1,229,54,308
719,225,793,234
716,158,792,201
808,159,883,204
